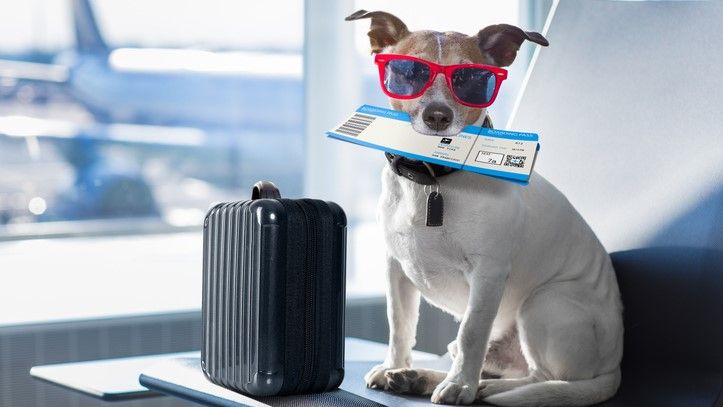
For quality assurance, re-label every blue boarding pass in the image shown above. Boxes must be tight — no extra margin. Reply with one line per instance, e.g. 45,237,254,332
326,105,540,185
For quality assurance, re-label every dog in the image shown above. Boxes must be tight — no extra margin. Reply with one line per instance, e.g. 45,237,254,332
346,10,624,406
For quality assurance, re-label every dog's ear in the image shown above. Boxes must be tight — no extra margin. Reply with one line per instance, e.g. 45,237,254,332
476,24,549,67
345,10,410,54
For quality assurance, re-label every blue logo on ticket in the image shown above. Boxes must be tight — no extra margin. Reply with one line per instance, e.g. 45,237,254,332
326,105,540,184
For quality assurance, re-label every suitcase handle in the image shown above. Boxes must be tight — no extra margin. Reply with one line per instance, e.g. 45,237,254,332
252,181,281,199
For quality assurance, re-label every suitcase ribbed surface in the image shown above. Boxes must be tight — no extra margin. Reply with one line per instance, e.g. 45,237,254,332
201,189,346,397
202,202,246,390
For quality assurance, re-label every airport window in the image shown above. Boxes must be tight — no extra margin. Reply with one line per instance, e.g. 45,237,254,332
0,0,532,323
0,0,305,324
0,0,304,238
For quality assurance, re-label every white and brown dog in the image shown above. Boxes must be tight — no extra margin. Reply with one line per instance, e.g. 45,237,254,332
346,10,623,406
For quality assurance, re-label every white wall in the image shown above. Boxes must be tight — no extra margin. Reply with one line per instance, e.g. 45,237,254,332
511,0,723,252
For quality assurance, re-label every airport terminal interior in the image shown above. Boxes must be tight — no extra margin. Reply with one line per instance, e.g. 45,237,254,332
0,1,720,406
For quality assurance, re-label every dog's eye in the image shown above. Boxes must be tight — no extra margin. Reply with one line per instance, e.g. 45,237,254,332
451,68,496,105
390,60,428,78
385,60,431,96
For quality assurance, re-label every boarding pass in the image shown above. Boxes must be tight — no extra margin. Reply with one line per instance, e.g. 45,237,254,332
326,105,540,184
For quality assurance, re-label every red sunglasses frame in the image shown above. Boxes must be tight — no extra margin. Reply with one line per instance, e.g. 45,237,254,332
374,53,508,108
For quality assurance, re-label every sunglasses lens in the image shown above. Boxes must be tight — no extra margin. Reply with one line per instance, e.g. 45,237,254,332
451,68,497,105
383,59,431,97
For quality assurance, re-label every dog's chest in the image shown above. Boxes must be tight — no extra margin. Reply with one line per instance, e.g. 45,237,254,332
379,171,470,309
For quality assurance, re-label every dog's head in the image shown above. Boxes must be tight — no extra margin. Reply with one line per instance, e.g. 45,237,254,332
346,10,548,136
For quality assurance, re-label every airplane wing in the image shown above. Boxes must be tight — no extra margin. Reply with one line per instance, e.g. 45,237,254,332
0,114,302,191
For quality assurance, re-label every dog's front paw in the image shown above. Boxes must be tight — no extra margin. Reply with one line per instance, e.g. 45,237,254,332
431,379,477,405
364,364,394,390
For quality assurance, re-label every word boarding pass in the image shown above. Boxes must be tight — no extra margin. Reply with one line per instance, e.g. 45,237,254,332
326,105,540,184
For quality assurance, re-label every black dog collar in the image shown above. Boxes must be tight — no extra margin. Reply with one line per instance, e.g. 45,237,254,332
385,115,493,185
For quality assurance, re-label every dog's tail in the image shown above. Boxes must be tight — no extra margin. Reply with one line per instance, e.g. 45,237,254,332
482,368,621,407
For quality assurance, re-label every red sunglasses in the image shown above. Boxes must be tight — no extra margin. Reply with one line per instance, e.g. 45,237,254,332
374,54,508,108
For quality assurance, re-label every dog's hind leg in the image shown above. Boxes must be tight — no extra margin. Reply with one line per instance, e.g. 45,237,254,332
385,368,447,395
475,330,555,402
482,326,528,379
449,326,528,380
480,283,622,406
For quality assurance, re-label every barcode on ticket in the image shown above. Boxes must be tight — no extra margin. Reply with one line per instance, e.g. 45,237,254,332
503,155,527,168
335,113,375,137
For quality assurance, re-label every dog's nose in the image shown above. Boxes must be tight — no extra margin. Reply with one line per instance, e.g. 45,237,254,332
422,103,454,131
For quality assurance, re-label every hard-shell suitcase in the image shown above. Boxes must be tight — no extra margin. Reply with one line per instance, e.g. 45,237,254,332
201,181,347,396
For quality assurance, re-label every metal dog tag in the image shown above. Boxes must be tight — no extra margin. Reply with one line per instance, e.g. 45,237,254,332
426,190,444,227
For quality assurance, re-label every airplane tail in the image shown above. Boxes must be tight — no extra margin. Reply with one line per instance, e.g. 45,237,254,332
482,368,621,407
71,0,109,54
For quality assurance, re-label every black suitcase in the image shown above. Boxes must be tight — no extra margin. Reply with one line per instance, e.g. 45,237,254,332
201,181,347,396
